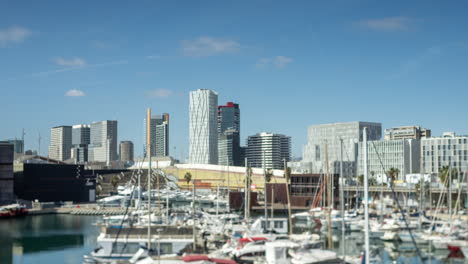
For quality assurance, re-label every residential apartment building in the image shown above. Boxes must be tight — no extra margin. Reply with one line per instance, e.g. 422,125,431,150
48,126,72,161
384,126,431,140
358,139,420,181
144,113,169,157
421,133,468,173
88,120,118,163
189,89,218,164
302,121,382,176
246,132,291,170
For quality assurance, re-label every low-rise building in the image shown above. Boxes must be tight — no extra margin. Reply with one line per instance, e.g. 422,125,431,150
358,139,420,182
421,133,468,173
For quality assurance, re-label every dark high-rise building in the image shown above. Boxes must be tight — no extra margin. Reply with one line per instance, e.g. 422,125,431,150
71,124,90,163
217,102,242,166
218,102,240,133
145,113,169,157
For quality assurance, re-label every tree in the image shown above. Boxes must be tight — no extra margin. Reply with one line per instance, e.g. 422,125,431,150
387,168,400,185
358,175,364,185
265,169,273,183
438,166,457,187
184,172,192,184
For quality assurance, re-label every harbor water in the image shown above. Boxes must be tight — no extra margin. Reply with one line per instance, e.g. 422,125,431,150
0,214,465,264
0,214,100,264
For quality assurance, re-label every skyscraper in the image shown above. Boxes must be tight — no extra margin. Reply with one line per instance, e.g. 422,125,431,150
71,124,90,163
48,126,72,161
88,120,118,163
119,141,134,162
217,102,241,166
246,132,291,169
189,89,218,164
144,113,169,157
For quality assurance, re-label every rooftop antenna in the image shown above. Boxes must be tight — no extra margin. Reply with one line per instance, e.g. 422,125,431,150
38,132,42,156
22,128,26,154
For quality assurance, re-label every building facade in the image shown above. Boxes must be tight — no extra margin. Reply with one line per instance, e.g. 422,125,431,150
144,113,169,157
246,132,291,169
384,126,431,140
119,141,134,162
48,126,72,161
71,124,90,163
0,142,14,203
88,120,118,163
218,129,242,166
218,102,241,166
358,139,420,181
421,133,468,173
189,89,218,164
302,121,382,176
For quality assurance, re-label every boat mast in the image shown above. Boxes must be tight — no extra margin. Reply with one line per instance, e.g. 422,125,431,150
325,142,332,249
284,159,293,235
363,127,370,264
244,157,250,221
146,108,152,250
263,150,268,232
339,138,345,258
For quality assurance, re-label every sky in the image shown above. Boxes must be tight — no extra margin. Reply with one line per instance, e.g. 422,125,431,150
1,0,468,160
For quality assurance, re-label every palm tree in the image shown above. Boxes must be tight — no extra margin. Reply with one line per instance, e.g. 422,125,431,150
438,166,457,187
387,168,400,185
184,172,192,184
265,168,273,183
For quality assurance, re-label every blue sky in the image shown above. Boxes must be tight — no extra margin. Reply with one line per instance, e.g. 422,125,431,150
1,0,468,160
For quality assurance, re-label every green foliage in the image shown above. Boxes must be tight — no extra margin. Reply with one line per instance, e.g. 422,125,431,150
184,172,192,184
438,166,458,187
265,168,273,183
387,168,400,184
358,175,364,185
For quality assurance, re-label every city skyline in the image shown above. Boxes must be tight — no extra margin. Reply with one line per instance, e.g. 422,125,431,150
1,1,468,160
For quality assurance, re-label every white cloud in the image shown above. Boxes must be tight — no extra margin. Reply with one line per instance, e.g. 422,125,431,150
146,88,172,98
54,57,86,67
65,89,85,97
147,55,161,60
273,56,293,68
256,56,293,69
181,36,240,57
0,26,32,46
356,17,411,32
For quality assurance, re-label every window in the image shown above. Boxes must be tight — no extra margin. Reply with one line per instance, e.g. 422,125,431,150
112,243,141,254
159,243,173,255
274,221,284,229
315,145,320,161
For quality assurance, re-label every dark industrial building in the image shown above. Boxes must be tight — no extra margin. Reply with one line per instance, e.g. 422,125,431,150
0,141,15,204
14,163,96,203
